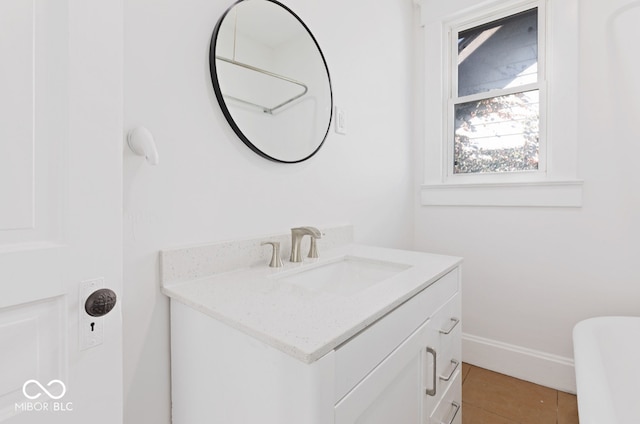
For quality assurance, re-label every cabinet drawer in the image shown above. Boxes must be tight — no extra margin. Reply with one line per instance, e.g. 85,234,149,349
424,293,462,414
429,372,462,424
334,268,459,403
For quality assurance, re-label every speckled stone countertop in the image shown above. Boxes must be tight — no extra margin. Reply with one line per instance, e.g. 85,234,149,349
161,238,462,364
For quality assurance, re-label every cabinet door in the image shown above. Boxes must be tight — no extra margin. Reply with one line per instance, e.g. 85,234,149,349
334,319,431,424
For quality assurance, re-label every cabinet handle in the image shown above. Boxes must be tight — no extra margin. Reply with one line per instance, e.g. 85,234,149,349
439,359,459,382
442,401,461,424
439,317,460,335
425,347,437,396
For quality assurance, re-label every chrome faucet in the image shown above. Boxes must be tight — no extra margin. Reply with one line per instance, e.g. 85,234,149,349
290,226,322,262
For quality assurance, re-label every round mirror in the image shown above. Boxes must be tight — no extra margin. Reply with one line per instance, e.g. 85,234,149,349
210,0,333,163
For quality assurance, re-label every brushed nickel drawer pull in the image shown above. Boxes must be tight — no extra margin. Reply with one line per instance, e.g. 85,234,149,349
443,401,461,424
425,347,437,396
439,359,459,382
439,317,460,335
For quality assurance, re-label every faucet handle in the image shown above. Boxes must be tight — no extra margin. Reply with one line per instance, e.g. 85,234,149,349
261,241,283,268
308,237,319,259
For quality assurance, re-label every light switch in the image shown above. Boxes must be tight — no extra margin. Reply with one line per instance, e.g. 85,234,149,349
335,106,347,135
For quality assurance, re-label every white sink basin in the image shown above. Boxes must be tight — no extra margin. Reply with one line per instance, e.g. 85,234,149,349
275,256,411,296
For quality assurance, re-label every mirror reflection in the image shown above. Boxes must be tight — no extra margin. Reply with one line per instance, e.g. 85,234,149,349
210,0,333,163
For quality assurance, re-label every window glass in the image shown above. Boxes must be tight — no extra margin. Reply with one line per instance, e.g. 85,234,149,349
454,90,539,174
458,8,538,97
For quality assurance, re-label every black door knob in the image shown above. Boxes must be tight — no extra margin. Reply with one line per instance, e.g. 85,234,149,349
85,288,117,317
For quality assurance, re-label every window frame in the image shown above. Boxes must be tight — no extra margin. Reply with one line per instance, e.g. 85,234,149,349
418,0,583,207
447,1,546,182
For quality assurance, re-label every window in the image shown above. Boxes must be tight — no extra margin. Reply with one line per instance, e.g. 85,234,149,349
451,6,542,177
454,8,540,176
418,0,582,207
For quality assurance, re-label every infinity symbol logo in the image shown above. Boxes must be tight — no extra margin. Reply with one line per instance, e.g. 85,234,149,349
22,380,67,400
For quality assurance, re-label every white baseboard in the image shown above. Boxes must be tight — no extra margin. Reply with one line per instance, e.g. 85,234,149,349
462,333,576,394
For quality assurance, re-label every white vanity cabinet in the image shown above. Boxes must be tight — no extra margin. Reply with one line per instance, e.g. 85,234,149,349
164,242,462,424
334,268,461,424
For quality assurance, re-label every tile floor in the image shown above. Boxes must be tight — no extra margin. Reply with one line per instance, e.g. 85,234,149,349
461,363,579,424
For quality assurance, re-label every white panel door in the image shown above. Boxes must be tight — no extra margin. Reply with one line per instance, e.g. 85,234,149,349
0,0,123,423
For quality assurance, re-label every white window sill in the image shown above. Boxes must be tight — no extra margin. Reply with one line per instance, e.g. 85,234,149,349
420,180,584,207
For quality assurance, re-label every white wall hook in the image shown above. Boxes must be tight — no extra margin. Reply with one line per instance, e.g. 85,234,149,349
127,126,159,165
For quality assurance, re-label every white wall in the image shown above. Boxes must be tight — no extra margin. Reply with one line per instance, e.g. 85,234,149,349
123,0,415,422
414,0,640,392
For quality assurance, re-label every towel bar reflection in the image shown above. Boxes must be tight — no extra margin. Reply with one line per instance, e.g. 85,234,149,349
216,55,308,114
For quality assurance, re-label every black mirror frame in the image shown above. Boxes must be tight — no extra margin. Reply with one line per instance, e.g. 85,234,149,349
209,0,333,163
